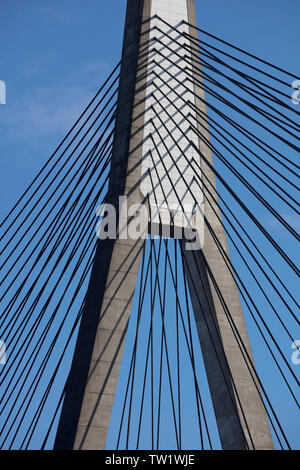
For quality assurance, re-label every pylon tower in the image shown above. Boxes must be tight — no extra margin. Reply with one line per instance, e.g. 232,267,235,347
54,0,274,450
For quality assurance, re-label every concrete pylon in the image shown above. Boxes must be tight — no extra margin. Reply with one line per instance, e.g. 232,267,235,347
181,0,274,450
54,0,274,450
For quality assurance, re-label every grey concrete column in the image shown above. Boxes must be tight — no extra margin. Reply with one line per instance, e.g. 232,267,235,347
54,0,152,450
184,0,274,450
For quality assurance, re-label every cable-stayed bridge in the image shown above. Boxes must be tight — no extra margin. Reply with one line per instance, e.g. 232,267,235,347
0,0,299,451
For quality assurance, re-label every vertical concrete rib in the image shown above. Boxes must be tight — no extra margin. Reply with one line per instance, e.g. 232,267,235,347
183,0,274,450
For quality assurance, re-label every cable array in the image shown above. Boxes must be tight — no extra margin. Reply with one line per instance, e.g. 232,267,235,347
1,16,299,450
0,65,120,449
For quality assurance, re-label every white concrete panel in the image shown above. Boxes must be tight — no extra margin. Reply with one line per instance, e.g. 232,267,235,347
140,0,204,239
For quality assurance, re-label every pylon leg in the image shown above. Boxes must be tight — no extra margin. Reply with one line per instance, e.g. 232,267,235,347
54,0,152,450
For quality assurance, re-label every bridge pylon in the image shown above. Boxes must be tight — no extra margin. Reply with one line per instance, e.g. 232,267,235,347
54,0,274,450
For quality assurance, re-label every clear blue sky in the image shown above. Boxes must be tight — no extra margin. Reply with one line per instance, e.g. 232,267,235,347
0,0,299,450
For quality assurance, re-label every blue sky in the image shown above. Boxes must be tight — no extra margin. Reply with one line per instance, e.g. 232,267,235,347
0,0,299,450
0,0,299,215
